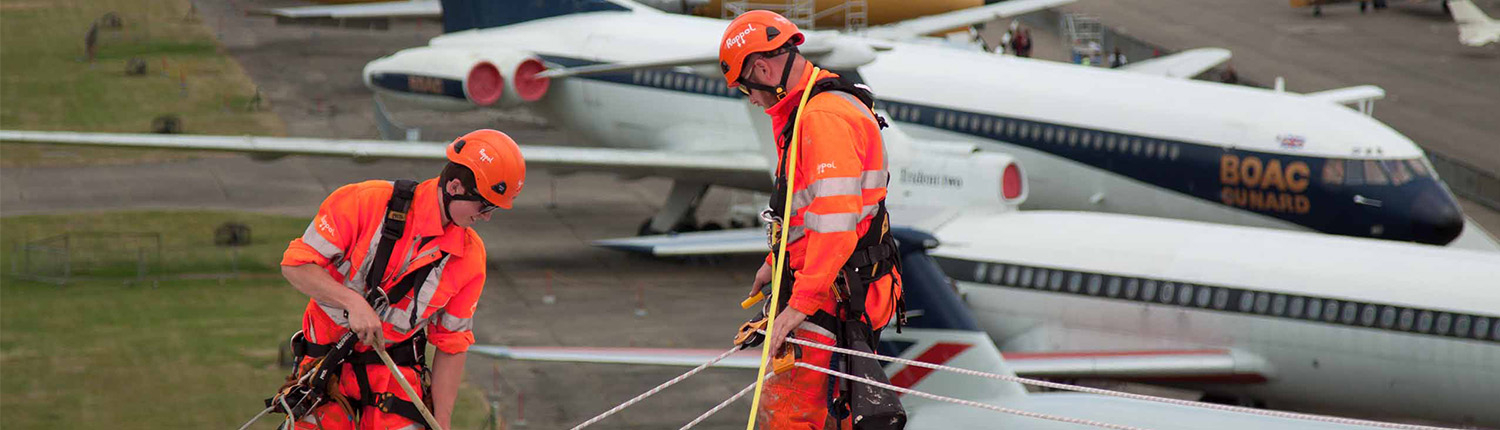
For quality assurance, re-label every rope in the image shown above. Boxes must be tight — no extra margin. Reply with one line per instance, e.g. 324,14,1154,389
774,334,1460,430
794,362,1151,430
235,406,274,430
745,65,824,430
373,341,445,430
679,374,770,430
569,345,743,430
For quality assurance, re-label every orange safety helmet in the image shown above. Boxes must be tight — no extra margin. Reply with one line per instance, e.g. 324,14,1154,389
719,10,804,89
445,129,526,209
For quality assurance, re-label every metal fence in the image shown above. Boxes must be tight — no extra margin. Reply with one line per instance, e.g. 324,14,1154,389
9,232,162,285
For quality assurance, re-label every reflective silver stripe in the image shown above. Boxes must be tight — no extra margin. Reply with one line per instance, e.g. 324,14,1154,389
790,170,889,213
797,320,836,341
803,211,860,233
380,257,449,333
341,216,388,295
786,224,806,244
861,170,889,189
391,424,421,430
826,91,878,125
318,302,349,326
301,223,344,260
434,309,474,332
861,203,880,219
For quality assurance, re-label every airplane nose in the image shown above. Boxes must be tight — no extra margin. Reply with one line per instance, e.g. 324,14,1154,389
1408,189,1464,245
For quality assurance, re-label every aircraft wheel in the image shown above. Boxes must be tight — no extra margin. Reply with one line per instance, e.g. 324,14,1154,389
638,219,662,236
699,222,724,231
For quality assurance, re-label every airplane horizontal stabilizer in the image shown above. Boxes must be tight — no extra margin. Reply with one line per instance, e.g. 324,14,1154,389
252,1,442,23
1303,85,1386,106
592,228,768,256
865,0,1077,40
1118,48,1232,79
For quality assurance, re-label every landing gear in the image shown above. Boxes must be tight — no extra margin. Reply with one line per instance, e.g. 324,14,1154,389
1360,1,1368,13
1314,5,1323,16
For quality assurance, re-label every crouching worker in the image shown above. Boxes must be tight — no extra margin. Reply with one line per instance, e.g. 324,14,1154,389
719,10,907,430
268,129,525,430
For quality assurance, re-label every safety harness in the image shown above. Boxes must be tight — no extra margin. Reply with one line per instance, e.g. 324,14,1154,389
758,75,908,429
266,179,446,428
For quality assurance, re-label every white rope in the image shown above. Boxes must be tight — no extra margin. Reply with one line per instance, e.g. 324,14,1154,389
569,345,743,430
678,374,770,430
235,406,274,430
775,334,1460,430
794,362,1151,430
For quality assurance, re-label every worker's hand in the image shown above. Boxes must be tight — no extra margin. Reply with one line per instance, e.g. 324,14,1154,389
748,261,774,299
346,302,385,348
764,307,808,361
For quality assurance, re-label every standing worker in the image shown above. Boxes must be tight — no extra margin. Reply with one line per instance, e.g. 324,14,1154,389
719,10,905,430
271,129,525,430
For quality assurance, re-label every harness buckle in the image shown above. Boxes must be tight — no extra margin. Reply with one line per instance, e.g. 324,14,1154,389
761,208,784,250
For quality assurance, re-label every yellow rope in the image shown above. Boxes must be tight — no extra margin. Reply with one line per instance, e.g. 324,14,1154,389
744,66,822,430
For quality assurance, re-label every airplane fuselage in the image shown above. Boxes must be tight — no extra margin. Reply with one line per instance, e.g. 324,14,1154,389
367,10,1469,246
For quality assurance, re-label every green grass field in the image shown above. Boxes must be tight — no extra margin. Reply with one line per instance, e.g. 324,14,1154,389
0,0,284,167
1,211,491,430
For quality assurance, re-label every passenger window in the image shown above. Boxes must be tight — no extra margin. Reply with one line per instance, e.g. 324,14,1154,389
1456,316,1472,337
1363,160,1388,185
1006,121,1017,137
1475,317,1490,339
1345,160,1366,186
1169,145,1180,160
1132,139,1142,155
1043,127,1054,142
1050,271,1065,291
1239,291,1254,312
1341,303,1358,324
1323,301,1341,322
1179,284,1195,305
1070,273,1084,293
1213,288,1230,309
1158,282,1174,304
959,115,970,131
1125,278,1140,299
1322,160,1345,185
984,119,995,134
1106,135,1118,151
1289,296,1304,318
1145,142,1156,158
1272,295,1287,315
1434,313,1449,334
1307,298,1323,320
1101,275,1117,297
1398,309,1414,331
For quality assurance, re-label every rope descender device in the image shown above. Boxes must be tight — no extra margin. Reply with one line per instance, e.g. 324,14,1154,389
743,66,822,430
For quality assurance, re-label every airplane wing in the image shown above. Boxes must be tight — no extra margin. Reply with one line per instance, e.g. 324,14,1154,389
864,0,1077,40
252,1,442,27
0,130,770,190
470,345,763,368
593,228,767,256
1004,349,1270,383
470,344,1268,383
1117,48,1232,79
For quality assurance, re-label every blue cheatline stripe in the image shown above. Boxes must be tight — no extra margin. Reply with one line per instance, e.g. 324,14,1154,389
933,255,1500,344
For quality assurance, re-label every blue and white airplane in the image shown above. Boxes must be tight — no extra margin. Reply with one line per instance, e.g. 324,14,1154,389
343,0,1488,249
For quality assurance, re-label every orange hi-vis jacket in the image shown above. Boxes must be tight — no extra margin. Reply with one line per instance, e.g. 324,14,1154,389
765,63,898,326
282,178,486,356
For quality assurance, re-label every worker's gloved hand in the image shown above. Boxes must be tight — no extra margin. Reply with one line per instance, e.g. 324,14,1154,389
346,301,385,348
735,313,768,349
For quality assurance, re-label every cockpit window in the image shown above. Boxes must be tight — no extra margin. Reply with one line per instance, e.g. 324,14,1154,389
1345,160,1365,186
1408,159,1431,178
1323,160,1345,185
1363,160,1389,185
1383,160,1413,185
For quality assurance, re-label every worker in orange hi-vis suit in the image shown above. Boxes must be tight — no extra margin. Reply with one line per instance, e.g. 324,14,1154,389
276,129,524,430
720,10,907,430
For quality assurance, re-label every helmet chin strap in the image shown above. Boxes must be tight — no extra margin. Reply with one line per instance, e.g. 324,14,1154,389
441,189,457,226
739,47,800,100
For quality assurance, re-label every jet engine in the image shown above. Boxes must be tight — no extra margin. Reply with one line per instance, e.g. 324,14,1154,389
363,47,551,111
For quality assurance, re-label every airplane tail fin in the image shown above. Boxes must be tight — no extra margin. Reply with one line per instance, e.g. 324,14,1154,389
1450,0,1495,25
440,0,646,33
1448,0,1500,46
875,229,1031,404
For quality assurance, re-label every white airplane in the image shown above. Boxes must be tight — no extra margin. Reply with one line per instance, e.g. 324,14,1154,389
473,225,1497,428
483,215,1500,427
344,0,1488,249
1450,0,1500,46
